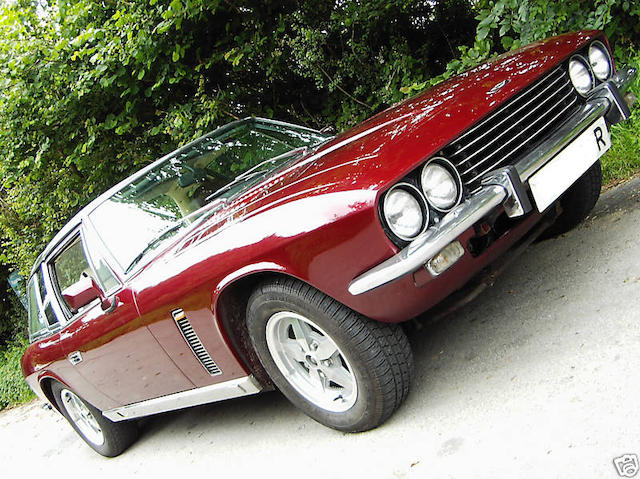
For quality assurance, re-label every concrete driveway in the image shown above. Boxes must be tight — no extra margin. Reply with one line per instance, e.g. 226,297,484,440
2,176,640,479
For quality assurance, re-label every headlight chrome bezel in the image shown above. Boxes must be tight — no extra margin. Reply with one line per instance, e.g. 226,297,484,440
568,54,595,97
588,40,613,82
381,182,429,242
420,157,463,213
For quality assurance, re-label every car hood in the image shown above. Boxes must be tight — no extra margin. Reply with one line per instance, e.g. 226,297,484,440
170,30,599,256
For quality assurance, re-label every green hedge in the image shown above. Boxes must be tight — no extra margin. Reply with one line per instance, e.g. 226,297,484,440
1,1,640,366
0,338,35,410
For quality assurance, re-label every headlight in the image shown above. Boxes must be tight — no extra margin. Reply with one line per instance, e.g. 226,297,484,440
568,55,594,95
588,41,612,81
420,158,462,211
382,184,428,241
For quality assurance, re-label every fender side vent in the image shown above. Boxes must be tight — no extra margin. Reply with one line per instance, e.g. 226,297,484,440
171,309,222,376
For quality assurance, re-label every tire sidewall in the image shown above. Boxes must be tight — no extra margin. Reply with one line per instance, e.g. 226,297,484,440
246,287,384,431
51,381,133,457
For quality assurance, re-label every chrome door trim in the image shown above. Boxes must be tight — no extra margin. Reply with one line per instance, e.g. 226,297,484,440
102,375,262,422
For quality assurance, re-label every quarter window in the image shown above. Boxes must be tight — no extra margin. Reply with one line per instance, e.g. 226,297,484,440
26,267,59,340
27,275,47,340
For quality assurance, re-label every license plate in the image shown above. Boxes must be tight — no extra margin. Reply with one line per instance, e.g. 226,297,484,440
529,117,611,212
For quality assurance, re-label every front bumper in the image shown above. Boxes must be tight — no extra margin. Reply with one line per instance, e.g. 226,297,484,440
349,67,637,296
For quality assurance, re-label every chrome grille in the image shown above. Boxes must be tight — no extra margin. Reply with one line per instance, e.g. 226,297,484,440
443,67,583,193
172,309,222,376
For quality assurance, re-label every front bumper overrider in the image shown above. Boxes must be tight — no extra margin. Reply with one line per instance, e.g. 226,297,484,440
349,67,637,296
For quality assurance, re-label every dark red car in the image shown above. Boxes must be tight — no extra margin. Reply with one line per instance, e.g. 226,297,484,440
22,30,636,456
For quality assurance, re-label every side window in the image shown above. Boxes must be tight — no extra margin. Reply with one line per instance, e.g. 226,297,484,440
54,237,91,293
27,275,47,340
26,267,59,340
51,236,96,314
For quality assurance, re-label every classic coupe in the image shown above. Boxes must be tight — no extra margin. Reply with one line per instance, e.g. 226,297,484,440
21,30,636,456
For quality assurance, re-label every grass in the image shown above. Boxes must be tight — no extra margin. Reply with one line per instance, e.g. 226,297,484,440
602,52,640,186
0,337,35,411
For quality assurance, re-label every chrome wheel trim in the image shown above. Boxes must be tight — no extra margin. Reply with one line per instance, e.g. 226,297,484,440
265,311,358,412
60,389,105,446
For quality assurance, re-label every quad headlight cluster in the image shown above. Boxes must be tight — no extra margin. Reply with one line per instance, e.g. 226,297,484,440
381,158,462,243
568,40,613,96
381,39,613,245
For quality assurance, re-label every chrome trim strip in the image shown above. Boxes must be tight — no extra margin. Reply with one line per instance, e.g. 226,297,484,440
102,375,262,422
348,67,637,296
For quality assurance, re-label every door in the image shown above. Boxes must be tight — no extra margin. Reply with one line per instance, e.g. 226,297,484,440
47,228,193,408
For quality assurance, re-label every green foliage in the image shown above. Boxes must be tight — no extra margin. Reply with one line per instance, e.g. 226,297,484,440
471,0,640,55
0,0,639,348
0,0,477,277
0,337,34,410
0,264,27,345
602,50,640,185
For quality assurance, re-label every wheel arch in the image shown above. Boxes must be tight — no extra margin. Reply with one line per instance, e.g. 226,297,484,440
214,269,337,389
39,376,62,413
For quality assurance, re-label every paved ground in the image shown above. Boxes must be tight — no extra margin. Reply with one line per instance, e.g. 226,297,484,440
2,176,640,479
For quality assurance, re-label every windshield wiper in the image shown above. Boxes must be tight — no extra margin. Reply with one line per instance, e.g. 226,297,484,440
124,223,184,274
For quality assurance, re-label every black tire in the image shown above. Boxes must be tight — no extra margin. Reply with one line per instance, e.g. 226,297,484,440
51,381,138,457
541,159,602,239
246,278,413,432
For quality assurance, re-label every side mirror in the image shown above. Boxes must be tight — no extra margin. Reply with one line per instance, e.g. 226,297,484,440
62,275,101,311
62,276,118,313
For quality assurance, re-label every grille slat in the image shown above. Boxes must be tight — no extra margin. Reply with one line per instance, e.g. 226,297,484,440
456,81,574,170
465,97,579,186
172,310,222,376
452,71,568,158
443,66,583,192
459,88,577,177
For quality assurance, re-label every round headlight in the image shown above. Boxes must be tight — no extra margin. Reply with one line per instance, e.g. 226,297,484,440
569,55,594,96
420,159,462,211
383,184,427,241
588,41,612,81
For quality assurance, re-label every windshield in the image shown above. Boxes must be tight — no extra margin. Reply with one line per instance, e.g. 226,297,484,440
89,119,328,272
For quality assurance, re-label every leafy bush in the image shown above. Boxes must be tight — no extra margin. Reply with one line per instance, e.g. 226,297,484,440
0,0,640,347
602,50,640,185
0,337,34,410
0,0,477,274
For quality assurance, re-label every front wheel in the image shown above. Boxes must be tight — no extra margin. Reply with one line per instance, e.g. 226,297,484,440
51,381,138,457
246,278,413,432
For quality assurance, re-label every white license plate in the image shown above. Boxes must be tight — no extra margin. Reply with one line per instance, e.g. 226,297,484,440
529,117,611,212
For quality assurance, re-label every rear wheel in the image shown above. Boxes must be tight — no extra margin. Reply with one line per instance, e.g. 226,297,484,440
51,381,138,457
246,278,413,432
541,160,602,239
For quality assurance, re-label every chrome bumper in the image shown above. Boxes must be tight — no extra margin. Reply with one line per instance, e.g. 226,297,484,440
349,67,637,296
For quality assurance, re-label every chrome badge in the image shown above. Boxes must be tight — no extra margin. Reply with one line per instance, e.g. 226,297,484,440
488,79,510,95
